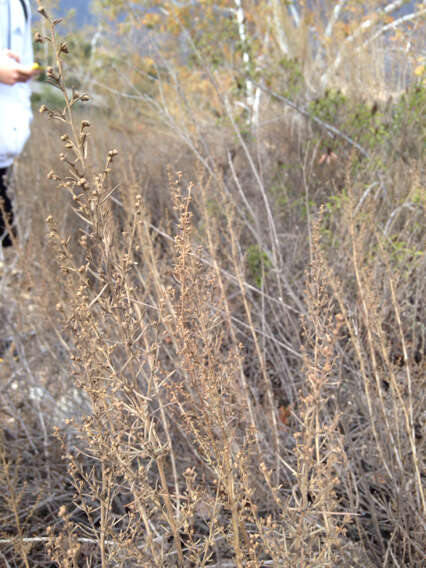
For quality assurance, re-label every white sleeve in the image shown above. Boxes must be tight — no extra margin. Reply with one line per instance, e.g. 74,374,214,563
0,2,9,52
21,5,34,66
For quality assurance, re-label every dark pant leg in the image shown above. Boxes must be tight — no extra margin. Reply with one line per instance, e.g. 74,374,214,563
0,167,14,247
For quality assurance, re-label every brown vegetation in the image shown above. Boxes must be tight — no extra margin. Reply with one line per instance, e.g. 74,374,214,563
0,4,424,567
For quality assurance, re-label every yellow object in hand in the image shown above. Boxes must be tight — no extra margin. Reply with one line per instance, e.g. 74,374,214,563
32,62,42,71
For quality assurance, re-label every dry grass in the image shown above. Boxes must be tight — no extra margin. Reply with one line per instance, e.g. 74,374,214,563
0,5,424,568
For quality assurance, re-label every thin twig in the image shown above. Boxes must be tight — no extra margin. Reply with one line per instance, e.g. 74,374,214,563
253,82,370,159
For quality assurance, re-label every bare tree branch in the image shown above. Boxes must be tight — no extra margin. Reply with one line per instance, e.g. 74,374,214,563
359,8,426,50
325,0,347,38
321,0,412,85
253,81,370,159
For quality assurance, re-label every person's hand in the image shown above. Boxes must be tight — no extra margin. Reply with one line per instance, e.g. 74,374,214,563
0,62,37,85
2,49,21,63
